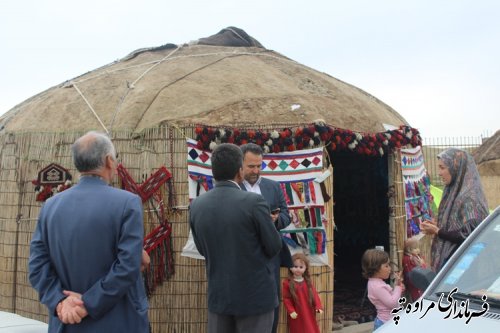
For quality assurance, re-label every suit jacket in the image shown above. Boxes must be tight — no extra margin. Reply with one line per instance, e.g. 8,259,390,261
29,177,149,333
240,177,293,268
189,180,282,316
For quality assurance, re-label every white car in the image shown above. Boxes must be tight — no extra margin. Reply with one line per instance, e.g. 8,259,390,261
0,311,47,332
379,206,500,332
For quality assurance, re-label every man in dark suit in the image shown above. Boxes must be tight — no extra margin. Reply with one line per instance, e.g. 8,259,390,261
189,143,282,333
240,143,293,333
29,131,150,333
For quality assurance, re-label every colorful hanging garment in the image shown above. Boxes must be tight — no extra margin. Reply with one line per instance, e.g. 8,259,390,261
401,146,433,238
187,139,214,200
184,139,329,266
280,228,327,255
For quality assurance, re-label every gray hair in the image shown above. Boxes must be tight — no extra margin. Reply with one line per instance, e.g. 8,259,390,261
71,131,116,172
240,143,263,156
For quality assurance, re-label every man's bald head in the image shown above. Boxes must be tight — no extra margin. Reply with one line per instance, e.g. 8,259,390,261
71,131,116,172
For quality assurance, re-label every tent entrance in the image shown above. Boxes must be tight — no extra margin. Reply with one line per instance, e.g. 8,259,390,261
331,151,390,324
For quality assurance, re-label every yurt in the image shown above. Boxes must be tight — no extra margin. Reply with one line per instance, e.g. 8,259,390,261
0,27,425,332
473,130,500,209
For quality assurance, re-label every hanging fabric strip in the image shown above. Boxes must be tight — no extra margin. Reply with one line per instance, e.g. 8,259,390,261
279,228,326,255
315,207,322,227
316,230,326,254
414,181,420,196
319,182,331,202
307,231,317,255
285,183,294,205
297,209,306,228
281,183,291,205
283,234,299,248
206,175,214,190
309,181,316,203
166,179,176,208
291,182,305,203
303,208,311,227
189,174,208,194
314,231,321,254
309,207,317,227
320,207,327,227
304,181,311,203
290,209,300,227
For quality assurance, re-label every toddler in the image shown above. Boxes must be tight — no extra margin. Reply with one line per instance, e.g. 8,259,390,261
402,237,427,301
362,249,405,331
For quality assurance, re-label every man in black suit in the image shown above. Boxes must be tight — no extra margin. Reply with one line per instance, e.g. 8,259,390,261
189,143,282,333
240,143,293,333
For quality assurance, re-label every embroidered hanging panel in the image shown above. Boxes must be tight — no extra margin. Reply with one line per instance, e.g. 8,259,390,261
400,146,433,238
184,138,329,266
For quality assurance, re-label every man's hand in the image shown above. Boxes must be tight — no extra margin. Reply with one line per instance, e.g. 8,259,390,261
141,249,150,272
57,290,88,324
290,311,298,319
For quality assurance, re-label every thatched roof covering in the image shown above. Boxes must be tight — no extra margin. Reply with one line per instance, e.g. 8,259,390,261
0,27,408,134
473,130,500,165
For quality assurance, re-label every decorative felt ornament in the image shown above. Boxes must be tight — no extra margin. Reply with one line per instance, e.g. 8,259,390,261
195,124,422,156
32,163,73,202
117,164,175,297
142,223,174,297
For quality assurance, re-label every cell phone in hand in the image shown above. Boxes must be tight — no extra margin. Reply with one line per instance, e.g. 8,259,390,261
271,208,280,214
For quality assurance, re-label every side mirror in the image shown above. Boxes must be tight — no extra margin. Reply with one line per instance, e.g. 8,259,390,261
409,267,436,291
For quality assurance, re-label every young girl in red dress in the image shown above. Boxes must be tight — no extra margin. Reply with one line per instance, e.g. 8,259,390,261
282,253,323,333
402,237,427,301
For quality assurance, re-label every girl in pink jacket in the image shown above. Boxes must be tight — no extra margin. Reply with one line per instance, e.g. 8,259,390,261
362,249,405,331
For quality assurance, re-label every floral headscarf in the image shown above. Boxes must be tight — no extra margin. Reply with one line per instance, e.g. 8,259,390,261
431,148,489,271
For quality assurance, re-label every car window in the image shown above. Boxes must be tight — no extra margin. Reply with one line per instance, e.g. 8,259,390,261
429,212,500,304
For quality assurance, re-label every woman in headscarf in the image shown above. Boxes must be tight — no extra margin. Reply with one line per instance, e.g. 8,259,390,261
420,148,489,272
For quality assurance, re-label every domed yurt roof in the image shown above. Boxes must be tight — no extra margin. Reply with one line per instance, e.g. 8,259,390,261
0,27,408,134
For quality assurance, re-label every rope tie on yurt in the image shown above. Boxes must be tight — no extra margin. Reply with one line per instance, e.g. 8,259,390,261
72,83,109,134
109,46,181,131
72,50,297,85
132,54,239,132
169,123,188,141
129,46,181,89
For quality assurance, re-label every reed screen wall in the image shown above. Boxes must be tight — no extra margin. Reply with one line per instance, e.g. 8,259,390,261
0,125,334,333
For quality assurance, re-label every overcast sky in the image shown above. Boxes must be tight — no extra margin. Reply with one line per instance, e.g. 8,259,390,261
1,0,499,138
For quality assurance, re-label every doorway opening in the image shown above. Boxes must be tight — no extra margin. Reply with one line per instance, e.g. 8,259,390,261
331,151,390,324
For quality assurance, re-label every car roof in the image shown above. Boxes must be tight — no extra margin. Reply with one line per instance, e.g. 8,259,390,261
0,311,47,332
